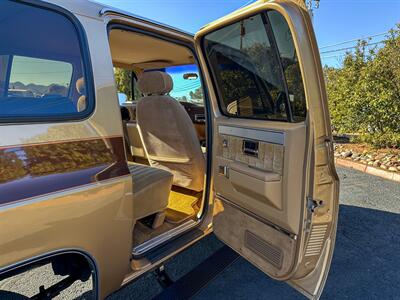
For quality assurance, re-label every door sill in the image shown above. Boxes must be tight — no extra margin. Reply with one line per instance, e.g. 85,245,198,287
132,219,198,257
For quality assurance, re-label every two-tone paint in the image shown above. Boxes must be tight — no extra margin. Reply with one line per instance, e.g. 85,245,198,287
0,0,135,297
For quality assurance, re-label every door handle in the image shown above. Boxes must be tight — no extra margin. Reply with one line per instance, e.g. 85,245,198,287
242,140,259,157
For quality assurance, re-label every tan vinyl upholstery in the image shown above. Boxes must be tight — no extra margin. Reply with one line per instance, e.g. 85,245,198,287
129,163,173,222
126,122,148,159
136,71,205,192
76,77,86,112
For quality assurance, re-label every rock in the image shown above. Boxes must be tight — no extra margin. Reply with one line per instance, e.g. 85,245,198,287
341,151,352,158
388,166,397,172
354,157,361,162
368,161,373,166
352,152,360,158
380,164,388,170
397,166,400,171
373,161,381,167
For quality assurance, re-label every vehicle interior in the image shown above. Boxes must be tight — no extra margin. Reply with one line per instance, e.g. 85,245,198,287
108,28,207,253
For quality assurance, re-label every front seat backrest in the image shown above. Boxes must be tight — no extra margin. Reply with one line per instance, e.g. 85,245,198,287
136,71,205,192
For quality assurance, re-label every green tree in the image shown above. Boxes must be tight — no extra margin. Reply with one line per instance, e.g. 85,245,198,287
189,87,203,100
325,24,400,148
114,68,132,100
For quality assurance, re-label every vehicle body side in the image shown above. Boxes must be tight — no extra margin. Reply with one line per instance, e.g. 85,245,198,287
1,0,142,297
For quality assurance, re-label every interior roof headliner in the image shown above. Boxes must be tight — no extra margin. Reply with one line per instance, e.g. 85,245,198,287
109,29,195,70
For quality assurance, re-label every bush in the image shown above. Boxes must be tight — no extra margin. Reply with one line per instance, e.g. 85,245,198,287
325,24,400,148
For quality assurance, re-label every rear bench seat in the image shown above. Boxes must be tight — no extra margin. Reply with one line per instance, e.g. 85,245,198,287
128,163,173,228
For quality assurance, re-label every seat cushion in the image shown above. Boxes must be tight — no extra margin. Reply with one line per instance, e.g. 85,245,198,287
129,163,173,220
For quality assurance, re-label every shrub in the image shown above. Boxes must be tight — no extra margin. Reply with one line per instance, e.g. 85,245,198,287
325,24,400,148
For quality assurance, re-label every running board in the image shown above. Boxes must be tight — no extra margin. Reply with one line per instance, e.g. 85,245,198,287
152,246,239,300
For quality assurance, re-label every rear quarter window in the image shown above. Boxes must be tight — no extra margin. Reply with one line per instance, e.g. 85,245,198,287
0,1,93,122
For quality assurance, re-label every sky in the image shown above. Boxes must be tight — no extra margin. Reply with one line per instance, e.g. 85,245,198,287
10,56,72,86
96,0,400,67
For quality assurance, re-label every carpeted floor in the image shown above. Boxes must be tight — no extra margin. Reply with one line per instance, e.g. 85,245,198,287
133,186,203,247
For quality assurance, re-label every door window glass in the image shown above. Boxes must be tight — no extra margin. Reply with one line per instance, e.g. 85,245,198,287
268,11,307,122
203,12,306,122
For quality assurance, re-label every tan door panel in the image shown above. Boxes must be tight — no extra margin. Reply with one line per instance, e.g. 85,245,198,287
214,120,307,234
213,198,296,279
211,119,307,281
229,165,282,209
196,1,339,298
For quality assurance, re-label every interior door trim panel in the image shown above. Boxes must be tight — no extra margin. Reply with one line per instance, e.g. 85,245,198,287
213,197,297,279
214,121,307,234
215,194,296,238
218,125,285,145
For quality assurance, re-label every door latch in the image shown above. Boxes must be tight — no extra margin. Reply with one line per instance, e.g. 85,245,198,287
307,197,324,213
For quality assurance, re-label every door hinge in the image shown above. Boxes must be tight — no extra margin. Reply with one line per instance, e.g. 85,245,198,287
307,197,324,213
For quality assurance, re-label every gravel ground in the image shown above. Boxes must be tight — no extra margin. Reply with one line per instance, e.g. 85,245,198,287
1,166,399,299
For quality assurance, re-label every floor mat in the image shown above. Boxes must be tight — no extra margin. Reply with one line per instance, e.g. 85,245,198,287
165,187,202,224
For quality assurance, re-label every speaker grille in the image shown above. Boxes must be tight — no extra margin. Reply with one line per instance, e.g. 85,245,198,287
305,224,328,257
245,231,283,269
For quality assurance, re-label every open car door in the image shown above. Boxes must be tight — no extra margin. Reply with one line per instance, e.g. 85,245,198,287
195,1,339,299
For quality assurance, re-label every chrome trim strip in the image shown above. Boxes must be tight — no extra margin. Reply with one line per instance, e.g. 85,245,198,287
132,219,198,256
100,8,194,37
218,125,285,145
216,194,296,239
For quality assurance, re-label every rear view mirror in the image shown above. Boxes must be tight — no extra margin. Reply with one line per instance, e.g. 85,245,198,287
183,73,198,80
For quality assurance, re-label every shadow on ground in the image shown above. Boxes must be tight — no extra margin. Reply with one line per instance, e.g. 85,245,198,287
107,167,400,299
193,204,400,299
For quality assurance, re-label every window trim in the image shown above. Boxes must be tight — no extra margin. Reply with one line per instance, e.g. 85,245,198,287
4,55,13,98
201,10,305,123
0,0,95,124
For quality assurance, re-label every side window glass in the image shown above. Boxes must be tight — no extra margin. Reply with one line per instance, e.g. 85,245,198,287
203,14,289,121
268,11,307,122
203,11,307,122
0,1,91,120
8,56,72,98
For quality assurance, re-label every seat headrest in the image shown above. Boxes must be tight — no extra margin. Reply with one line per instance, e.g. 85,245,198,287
137,71,173,95
76,77,85,95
